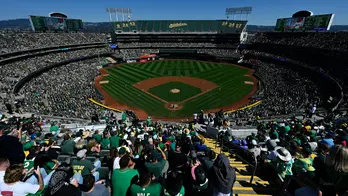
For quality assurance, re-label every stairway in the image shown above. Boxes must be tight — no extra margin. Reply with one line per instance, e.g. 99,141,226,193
203,136,276,196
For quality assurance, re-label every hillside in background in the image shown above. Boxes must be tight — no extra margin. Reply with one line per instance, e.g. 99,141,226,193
0,18,347,32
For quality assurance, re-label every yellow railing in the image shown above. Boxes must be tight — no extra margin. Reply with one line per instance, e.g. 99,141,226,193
224,100,262,114
88,98,123,112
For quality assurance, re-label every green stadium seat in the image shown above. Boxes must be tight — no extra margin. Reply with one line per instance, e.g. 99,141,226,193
97,167,110,180
57,155,71,164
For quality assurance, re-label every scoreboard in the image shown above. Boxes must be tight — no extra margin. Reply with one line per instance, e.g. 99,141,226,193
29,15,83,32
275,14,334,31
302,14,333,31
65,19,84,31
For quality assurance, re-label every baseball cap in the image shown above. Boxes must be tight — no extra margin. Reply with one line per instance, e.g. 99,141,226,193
77,149,87,158
118,147,126,155
320,138,334,147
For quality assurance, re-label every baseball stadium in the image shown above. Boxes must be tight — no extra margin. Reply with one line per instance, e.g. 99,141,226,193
0,2,348,196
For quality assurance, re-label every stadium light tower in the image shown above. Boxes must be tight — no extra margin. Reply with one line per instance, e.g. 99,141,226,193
225,7,252,21
106,8,132,22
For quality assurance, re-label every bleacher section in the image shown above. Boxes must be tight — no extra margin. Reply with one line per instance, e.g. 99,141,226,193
113,20,247,33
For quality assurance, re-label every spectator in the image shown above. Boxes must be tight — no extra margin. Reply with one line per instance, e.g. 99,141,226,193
249,140,261,159
61,134,76,155
112,155,139,196
129,171,162,196
200,149,216,173
72,149,100,184
164,170,185,196
0,158,10,183
0,165,43,195
145,147,167,179
92,130,102,144
110,131,121,148
266,147,293,179
113,147,126,170
87,139,101,154
208,154,236,196
101,131,110,150
81,174,109,196
45,163,81,196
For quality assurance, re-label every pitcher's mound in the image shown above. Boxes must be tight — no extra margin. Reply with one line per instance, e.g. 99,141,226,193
170,89,180,93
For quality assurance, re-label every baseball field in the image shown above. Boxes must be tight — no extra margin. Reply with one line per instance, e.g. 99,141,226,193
95,59,257,120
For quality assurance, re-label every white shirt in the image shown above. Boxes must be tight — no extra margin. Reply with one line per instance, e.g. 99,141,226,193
0,171,5,183
0,181,40,196
113,157,121,170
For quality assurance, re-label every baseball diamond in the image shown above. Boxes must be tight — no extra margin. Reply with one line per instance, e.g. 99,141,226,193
95,59,258,119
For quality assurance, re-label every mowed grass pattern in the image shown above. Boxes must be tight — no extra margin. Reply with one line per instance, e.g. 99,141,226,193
101,60,253,118
148,82,202,102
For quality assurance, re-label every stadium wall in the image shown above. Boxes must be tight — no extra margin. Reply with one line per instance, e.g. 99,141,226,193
13,52,112,94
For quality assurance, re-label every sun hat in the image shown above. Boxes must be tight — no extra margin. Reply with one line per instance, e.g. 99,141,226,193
77,149,87,158
275,147,292,162
82,131,89,139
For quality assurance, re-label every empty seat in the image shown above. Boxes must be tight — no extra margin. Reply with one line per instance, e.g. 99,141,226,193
57,155,71,164
70,156,77,163
99,150,110,157
86,156,97,163
97,167,110,180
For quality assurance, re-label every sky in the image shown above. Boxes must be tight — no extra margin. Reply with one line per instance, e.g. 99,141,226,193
0,0,346,25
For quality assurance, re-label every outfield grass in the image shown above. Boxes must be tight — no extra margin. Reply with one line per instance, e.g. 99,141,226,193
148,82,202,102
101,60,253,118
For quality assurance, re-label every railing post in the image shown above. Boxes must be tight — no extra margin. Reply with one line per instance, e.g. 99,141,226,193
250,155,257,184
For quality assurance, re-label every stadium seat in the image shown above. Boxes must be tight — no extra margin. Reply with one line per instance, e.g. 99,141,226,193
70,156,77,163
99,150,110,157
86,156,97,163
57,155,71,164
97,167,110,180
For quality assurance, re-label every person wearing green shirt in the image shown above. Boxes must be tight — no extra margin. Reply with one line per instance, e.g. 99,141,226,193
93,130,102,143
122,112,127,122
101,131,110,150
164,170,185,196
145,147,167,179
72,150,95,178
49,123,59,133
60,134,76,155
130,171,162,196
110,131,120,148
112,155,139,196
147,116,152,126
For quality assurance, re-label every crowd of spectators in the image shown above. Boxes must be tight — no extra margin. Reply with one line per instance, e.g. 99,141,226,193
0,31,106,54
248,32,348,52
19,58,105,119
0,48,109,115
0,115,239,196
219,115,348,195
0,106,347,195
245,59,321,117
